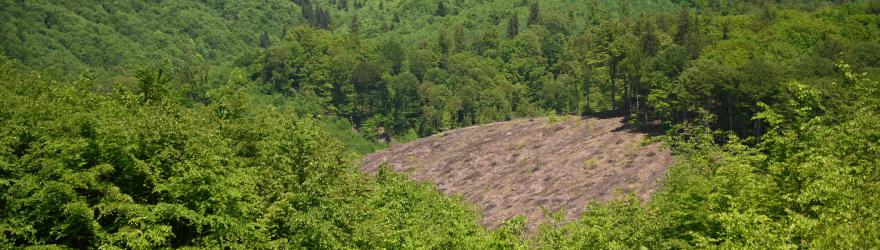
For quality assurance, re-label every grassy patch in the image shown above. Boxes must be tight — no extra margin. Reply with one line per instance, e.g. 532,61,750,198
582,157,599,170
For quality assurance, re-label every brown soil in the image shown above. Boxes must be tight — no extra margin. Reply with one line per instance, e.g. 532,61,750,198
360,116,673,229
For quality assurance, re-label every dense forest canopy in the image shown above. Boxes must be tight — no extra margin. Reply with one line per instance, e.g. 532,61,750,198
2,0,880,248
0,0,305,80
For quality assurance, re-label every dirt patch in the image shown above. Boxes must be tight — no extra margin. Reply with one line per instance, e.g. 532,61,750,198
361,117,673,229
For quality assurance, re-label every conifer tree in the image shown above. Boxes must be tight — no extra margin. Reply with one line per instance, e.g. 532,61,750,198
528,1,540,26
302,2,314,21
454,25,467,52
638,21,658,55
438,29,450,55
508,14,519,38
435,0,448,17
311,7,332,30
674,7,691,45
259,31,271,49
350,14,360,34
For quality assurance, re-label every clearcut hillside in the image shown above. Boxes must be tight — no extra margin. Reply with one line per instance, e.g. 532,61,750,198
362,116,672,229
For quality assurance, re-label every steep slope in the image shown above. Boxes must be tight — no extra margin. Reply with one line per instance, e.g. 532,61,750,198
362,116,672,229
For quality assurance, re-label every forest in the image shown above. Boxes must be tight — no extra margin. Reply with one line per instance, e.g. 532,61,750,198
1,0,879,248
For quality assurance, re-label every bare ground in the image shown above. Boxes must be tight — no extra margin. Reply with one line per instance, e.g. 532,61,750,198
361,116,673,229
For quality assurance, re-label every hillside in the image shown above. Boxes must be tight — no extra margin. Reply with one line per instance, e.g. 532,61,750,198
362,117,672,229
4,0,880,248
0,0,301,79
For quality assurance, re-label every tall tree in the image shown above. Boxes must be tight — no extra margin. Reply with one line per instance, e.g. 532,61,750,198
388,72,422,134
322,8,333,29
308,7,332,30
350,14,360,34
302,2,314,21
352,61,388,120
410,49,437,82
435,0,448,17
259,31,271,49
137,65,169,104
507,14,520,38
528,1,541,26
607,25,626,111
582,65,592,114
438,29,450,55
379,40,405,74
722,20,730,40
454,25,468,52
638,20,659,56
674,7,691,45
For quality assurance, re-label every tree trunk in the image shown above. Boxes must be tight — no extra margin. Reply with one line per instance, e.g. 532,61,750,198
624,76,631,113
728,98,734,132
635,82,643,125
610,65,617,111
584,76,591,114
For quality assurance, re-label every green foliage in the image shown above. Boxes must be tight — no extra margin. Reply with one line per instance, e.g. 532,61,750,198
0,59,488,248
535,196,662,249
0,0,301,80
5,0,880,248
533,66,880,247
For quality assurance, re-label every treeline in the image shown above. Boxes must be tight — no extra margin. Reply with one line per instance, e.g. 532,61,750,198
251,0,880,141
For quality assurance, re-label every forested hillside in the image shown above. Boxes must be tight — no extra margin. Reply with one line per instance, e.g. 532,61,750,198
0,0,300,80
2,0,880,248
0,57,490,248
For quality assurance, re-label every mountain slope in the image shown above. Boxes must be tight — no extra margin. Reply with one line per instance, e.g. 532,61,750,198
0,0,301,79
362,116,672,229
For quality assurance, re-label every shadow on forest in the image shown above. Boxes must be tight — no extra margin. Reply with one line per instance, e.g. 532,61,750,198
581,110,665,136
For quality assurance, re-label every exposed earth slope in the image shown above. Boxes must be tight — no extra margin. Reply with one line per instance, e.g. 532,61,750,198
362,117,673,229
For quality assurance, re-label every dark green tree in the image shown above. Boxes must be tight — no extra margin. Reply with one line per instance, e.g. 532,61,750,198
352,61,388,120
674,7,691,45
379,40,405,74
438,29,450,55
638,20,659,56
388,72,422,134
528,1,541,26
508,14,520,38
259,31,271,49
454,25,468,52
410,49,437,82
350,14,360,34
137,65,169,104
435,0,448,17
